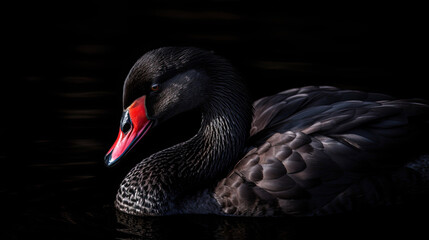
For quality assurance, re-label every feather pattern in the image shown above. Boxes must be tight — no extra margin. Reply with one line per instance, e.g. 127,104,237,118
215,86,429,216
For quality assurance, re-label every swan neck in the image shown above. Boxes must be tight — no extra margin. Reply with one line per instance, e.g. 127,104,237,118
186,83,252,181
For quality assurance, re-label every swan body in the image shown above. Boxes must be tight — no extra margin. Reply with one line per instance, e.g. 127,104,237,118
105,47,429,216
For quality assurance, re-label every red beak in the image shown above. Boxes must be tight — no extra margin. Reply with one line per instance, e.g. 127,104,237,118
105,95,153,167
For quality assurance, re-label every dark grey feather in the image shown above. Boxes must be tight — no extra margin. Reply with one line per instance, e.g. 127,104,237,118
215,86,429,216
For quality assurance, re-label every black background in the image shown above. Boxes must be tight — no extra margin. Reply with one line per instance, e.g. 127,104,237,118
2,1,428,239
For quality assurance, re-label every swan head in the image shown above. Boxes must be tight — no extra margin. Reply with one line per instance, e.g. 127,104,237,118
105,47,221,166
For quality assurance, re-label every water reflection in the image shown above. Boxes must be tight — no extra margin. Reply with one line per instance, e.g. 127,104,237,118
114,206,428,240
115,211,299,240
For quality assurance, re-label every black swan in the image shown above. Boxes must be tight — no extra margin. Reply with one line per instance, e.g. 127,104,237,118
105,47,429,216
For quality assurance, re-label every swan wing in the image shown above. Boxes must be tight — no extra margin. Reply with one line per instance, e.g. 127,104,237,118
215,86,429,216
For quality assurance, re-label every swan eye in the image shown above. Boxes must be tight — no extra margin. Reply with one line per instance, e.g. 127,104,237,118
150,83,160,92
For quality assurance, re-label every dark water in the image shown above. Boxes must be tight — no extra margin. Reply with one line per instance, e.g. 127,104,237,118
2,1,428,239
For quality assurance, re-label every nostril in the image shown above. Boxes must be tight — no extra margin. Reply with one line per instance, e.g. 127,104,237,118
121,122,131,133
120,111,133,134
